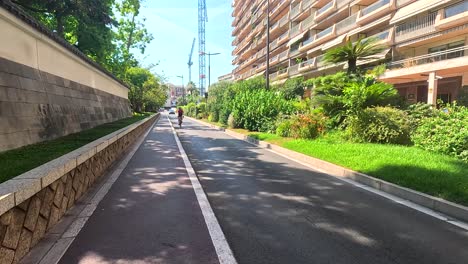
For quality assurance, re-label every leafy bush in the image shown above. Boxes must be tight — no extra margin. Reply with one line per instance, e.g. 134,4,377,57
406,103,437,132
412,104,468,161
185,103,197,117
277,77,305,100
289,113,327,139
208,112,218,123
276,119,293,137
197,102,208,119
346,107,411,145
231,89,294,131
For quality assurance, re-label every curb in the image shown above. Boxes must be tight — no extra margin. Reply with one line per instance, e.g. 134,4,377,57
186,117,468,224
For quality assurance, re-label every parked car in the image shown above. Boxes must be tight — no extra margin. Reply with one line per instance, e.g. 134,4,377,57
168,108,176,114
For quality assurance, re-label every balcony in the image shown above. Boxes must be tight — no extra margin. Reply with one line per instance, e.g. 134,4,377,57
395,12,436,43
386,45,468,70
270,0,289,17
277,68,289,79
335,13,358,35
365,28,393,45
314,1,336,21
302,13,316,31
289,64,300,76
278,30,290,44
270,38,279,50
269,71,279,80
299,58,317,72
290,3,302,19
269,54,280,65
278,50,289,62
435,1,468,30
299,36,316,52
357,0,394,25
315,25,336,43
290,23,302,37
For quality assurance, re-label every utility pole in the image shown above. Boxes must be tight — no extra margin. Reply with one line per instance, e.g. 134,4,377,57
266,0,270,90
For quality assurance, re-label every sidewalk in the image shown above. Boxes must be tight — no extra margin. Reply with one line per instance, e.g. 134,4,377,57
58,116,219,264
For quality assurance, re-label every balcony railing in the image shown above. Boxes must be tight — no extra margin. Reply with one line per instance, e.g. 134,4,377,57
290,23,301,36
289,64,300,75
361,0,390,16
269,54,280,63
302,13,316,30
387,45,468,69
302,0,313,10
366,29,390,42
270,0,286,15
337,0,353,9
291,3,301,18
316,1,334,17
302,36,315,46
316,55,326,68
279,30,290,42
316,26,333,39
279,50,289,61
300,58,316,68
279,13,290,27
270,39,279,50
395,12,436,42
335,13,358,35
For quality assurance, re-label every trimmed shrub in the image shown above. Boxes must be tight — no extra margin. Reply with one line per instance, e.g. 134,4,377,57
290,113,327,139
347,107,411,145
208,112,218,122
412,104,468,161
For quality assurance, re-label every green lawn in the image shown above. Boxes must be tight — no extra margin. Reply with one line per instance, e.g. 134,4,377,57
0,113,153,183
246,132,468,206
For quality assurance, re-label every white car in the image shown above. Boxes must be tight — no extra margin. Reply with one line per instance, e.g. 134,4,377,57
168,108,176,114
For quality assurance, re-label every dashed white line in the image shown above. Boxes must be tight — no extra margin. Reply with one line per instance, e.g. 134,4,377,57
167,116,238,264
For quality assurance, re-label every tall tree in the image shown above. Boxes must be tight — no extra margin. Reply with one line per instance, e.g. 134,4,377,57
324,37,386,74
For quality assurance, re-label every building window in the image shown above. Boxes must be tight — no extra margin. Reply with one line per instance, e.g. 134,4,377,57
428,40,465,61
444,1,468,18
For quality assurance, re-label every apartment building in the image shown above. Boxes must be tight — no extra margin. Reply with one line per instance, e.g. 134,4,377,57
231,0,468,104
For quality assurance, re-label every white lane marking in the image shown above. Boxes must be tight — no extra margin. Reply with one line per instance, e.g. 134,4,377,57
188,118,468,232
167,116,238,264
41,118,160,264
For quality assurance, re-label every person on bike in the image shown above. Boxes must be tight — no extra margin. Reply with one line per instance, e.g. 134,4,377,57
177,107,184,127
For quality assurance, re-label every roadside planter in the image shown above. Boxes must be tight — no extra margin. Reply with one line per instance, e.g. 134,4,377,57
0,114,159,264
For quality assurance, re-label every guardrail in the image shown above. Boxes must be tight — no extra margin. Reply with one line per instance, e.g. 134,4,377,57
387,45,468,69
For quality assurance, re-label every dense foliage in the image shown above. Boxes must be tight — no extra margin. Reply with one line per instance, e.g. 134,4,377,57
346,107,411,144
412,104,468,161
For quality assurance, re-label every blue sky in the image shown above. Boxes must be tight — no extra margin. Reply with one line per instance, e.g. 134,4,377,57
137,0,234,87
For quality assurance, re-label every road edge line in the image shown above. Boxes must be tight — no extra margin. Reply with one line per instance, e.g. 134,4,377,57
167,116,238,264
185,117,468,231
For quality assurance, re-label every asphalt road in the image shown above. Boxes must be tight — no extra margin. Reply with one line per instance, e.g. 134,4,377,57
176,117,468,264
59,116,218,264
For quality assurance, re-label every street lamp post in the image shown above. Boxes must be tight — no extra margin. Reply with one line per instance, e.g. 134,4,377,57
266,0,270,90
204,52,221,93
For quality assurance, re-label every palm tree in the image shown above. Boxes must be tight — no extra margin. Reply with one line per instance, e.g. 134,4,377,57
324,37,386,74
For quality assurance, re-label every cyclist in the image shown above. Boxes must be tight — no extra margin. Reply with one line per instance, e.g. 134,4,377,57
177,107,184,128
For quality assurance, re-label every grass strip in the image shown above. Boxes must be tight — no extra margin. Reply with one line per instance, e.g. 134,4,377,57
0,113,152,183
246,132,468,206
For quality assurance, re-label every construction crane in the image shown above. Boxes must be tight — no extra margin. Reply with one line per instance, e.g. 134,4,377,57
188,38,196,84
198,0,207,96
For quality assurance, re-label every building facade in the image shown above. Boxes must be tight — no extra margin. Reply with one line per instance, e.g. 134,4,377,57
231,0,468,105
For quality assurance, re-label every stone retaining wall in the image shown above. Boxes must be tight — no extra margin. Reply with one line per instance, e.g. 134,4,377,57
0,114,158,264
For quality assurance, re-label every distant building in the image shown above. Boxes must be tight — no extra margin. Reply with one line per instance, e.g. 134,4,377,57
231,0,468,105
164,83,186,108
218,73,234,82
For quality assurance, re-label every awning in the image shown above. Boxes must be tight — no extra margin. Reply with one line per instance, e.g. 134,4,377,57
321,34,347,51
347,14,392,37
287,31,307,47
356,48,391,66
390,0,451,24
307,44,324,55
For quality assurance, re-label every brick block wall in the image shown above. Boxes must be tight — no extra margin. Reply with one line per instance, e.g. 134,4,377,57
0,57,132,152
0,115,156,264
